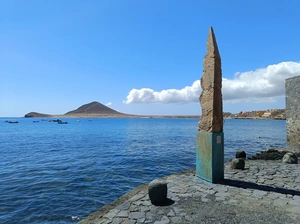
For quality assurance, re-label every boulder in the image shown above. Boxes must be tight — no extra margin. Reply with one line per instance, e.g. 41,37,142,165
230,158,245,169
148,179,167,205
282,152,298,164
236,150,246,159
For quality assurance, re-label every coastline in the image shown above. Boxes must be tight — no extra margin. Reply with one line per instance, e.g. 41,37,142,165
20,115,285,120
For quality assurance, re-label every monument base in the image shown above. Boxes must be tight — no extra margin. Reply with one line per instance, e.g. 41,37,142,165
196,132,224,183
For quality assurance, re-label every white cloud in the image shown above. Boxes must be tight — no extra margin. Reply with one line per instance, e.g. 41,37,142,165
124,61,300,104
106,102,112,106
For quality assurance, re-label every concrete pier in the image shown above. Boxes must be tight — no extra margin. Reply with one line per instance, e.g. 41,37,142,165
79,159,300,224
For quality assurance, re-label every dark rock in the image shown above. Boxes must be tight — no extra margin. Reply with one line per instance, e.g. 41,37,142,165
148,179,167,204
236,150,246,159
230,159,245,169
282,152,298,164
247,148,293,160
266,148,277,153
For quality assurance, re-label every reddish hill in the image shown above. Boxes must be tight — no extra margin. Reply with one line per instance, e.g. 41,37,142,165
65,101,123,115
24,101,127,118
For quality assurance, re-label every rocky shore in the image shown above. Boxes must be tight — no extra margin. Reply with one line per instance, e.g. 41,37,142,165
248,148,300,160
79,150,300,224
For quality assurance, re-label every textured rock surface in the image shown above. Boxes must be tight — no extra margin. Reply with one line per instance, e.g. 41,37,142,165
198,27,223,133
283,152,298,164
231,158,245,169
148,179,167,204
236,150,246,159
286,76,300,152
248,148,300,160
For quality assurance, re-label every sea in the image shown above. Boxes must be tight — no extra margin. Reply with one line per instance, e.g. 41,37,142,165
0,118,286,223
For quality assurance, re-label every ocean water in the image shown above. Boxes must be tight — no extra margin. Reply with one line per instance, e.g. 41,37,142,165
0,118,286,223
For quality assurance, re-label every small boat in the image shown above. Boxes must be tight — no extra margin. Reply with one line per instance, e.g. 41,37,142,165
33,121,39,123
8,121,19,124
58,120,68,124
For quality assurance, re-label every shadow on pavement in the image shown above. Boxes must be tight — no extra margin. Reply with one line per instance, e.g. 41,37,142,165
220,178,300,196
151,198,175,206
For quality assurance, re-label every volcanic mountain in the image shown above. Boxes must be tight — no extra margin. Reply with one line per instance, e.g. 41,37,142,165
25,101,129,118
65,101,122,116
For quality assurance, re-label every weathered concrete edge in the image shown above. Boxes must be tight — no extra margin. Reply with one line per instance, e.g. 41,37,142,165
79,169,195,223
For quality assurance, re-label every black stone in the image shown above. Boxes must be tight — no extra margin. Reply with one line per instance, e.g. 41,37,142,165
230,158,245,170
282,152,298,164
236,150,246,159
148,179,167,205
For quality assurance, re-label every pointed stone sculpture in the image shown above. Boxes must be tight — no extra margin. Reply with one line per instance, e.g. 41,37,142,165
196,27,224,183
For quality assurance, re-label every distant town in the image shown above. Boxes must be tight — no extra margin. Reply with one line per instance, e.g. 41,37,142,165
224,108,286,120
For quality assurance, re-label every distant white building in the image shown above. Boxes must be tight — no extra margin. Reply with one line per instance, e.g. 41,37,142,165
262,112,272,117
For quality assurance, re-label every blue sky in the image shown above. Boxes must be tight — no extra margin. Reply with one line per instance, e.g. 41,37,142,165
1,0,300,117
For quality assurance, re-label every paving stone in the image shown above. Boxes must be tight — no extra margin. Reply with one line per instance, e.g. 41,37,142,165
161,216,170,221
288,199,300,206
201,197,211,202
286,206,300,213
129,204,139,212
215,192,231,197
129,212,145,220
266,193,280,200
137,218,145,223
122,220,136,224
103,209,119,219
167,209,175,217
168,187,182,193
203,189,216,194
141,206,151,212
170,217,182,223
111,218,123,224
213,185,228,192
129,193,146,202
116,210,128,218
292,195,300,201
185,215,194,222
177,193,192,198
153,221,169,224
228,199,238,205
140,201,151,206
274,198,289,207
192,192,205,197
145,213,156,222
215,197,226,201
116,201,131,210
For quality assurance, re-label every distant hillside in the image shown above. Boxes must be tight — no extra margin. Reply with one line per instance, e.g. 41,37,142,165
24,101,128,118
65,101,122,115
25,112,51,118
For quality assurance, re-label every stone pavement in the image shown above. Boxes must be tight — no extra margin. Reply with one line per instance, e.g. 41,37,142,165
79,160,300,224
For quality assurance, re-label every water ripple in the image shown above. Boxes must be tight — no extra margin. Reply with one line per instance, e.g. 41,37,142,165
0,118,286,223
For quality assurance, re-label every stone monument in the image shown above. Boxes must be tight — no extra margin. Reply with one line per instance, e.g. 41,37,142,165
196,27,224,183
286,75,300,152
